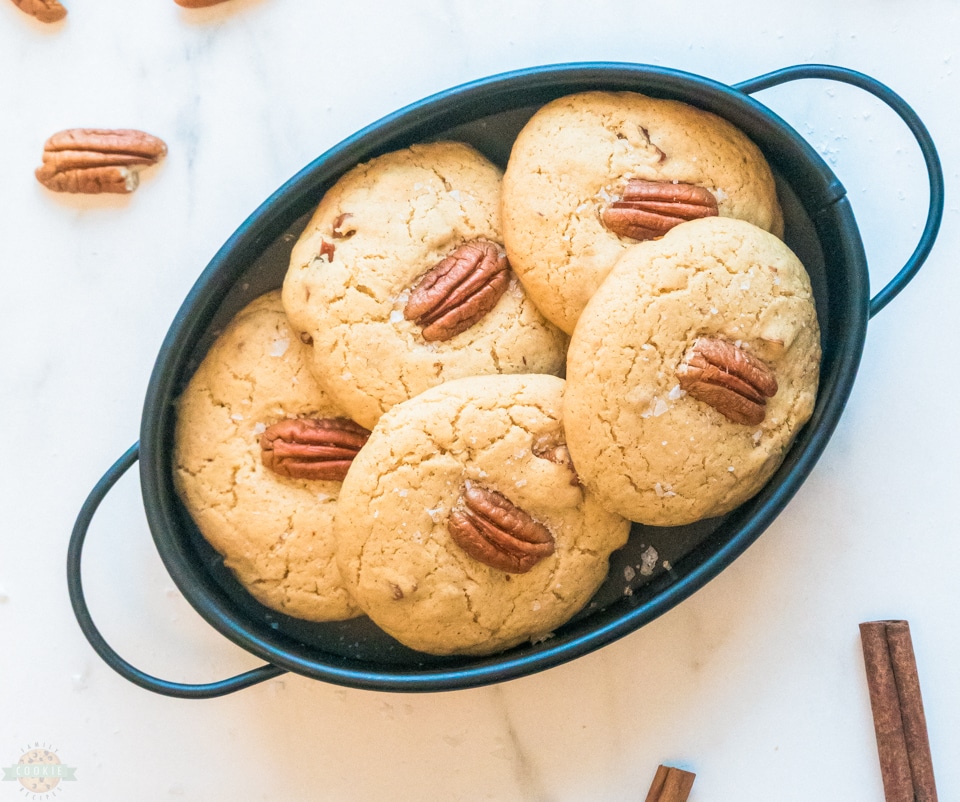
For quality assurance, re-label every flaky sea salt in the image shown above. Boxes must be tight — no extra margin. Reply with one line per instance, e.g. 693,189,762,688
667,384,685,401
389,309,404,323
654,482,676,498
253,422,266,435
639,545,659,576
270,337,289,357
625,385,650,407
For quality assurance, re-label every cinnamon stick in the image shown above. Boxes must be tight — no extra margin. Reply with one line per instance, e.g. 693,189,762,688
859,620,938,802
644,764,695,802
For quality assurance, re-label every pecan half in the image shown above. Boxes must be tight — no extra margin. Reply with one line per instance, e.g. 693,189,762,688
448,484,555,574
601,179,718,241
676,338,778,425
260,417,371,481
10,0,66,22
35,129,167,194
403,240,509,341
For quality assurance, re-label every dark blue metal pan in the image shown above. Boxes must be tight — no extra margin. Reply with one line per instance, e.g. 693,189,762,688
68,63,943,698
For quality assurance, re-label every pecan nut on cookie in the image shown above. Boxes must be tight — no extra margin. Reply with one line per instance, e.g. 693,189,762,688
563,217,820,526
282,141,567,431
173,291,365,622
502,91,784,334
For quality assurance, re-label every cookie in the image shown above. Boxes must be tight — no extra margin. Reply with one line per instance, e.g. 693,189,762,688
502,90,784,333
282,141,567,431
334,374,631,656
563,217,820,526
173,291,363,622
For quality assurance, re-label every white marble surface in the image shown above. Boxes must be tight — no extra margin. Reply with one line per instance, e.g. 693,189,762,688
2,1,958,799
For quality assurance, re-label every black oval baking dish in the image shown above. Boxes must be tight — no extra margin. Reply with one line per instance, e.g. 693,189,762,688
68,62,943,698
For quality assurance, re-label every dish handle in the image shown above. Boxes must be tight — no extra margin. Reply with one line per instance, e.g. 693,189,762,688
67,443,288,699
734,64,944,318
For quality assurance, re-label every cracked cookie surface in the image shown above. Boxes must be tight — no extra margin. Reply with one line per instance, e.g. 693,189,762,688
173,291,362,622
334,374,630,656
282,141,567,431
502,91,784,334
563,217,820,526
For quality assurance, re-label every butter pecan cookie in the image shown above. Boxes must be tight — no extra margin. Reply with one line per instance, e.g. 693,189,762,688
563,217,820,526
502,91,783,333
173,291,364,622
282,141,567,431
334,374,630,656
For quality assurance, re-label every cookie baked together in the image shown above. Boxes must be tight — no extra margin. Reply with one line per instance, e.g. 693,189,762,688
334,374,631,656
502,90,784,334
563,217,820,527
282,141,567,431
173,291,364,622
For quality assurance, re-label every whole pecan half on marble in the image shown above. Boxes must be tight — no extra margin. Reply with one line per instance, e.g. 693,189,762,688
35,128,167,194
602,179,718,241
448,483,555,573
676,337,778,425
260,417,371,481
403,240,510,341
10,0,66,22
